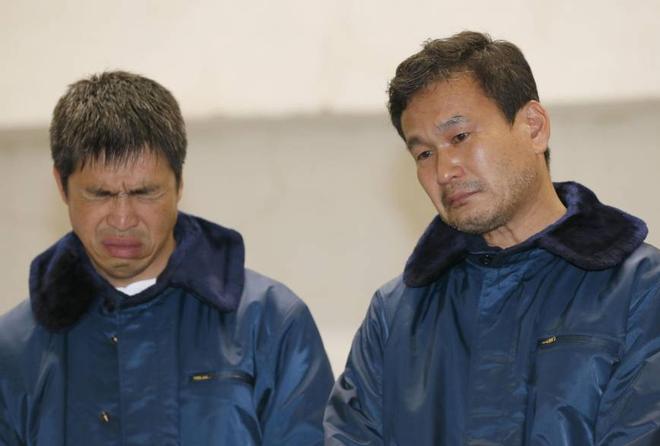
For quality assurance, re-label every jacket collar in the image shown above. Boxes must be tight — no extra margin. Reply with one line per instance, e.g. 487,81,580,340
404,182,648,287
30,212,245,331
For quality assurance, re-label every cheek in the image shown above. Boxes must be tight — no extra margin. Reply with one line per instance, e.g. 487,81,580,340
470,144,514,186
418,166,441,192
469,144,493,175
417,168,444,207
416,165,435,189
68,204,105,233
137,203,178,231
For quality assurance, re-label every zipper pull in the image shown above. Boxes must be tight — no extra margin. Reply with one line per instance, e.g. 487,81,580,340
539,335,557,346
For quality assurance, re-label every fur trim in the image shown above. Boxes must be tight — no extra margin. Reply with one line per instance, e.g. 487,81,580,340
404,182,648,287
538,183,648,269
29,213,245,331
29,234,99,331
166,214,245,312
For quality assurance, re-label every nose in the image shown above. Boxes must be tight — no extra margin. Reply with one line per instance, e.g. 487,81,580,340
106,194,139,231
435,148,465,185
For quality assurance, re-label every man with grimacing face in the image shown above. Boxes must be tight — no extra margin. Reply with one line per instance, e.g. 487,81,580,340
0,71,333,445
324,31,660,445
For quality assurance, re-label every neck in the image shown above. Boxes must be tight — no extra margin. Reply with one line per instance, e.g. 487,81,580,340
483,180,566,249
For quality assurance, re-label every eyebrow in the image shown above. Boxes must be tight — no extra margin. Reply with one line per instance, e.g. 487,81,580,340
435,115,469,132
405,115,470,151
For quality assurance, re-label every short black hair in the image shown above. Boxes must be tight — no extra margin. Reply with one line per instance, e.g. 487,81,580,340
50,71,187,192
388,31,548,164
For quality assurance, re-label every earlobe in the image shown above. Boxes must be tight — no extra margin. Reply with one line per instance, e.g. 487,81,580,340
524,101,551,154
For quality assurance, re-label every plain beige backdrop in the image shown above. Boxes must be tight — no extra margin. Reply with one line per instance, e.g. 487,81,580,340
1,0,659,373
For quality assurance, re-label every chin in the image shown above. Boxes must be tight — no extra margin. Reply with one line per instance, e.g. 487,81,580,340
104,261,144,277
446,208,503,235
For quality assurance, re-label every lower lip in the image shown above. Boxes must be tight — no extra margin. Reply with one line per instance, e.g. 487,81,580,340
102,241,142,258
448,191,477,208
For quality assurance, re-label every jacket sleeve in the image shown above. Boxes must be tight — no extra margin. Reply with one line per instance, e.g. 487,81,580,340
324,292,389,445
595,284,660,445
0,381,24,446
0,321,25,446
258,300,334,446
0,413,23,446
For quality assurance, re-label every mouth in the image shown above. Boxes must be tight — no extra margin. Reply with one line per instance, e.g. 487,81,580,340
102,238,143,259
444,190,479,208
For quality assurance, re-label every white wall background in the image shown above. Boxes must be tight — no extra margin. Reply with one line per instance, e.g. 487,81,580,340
2,0,659,127
1,0,659,373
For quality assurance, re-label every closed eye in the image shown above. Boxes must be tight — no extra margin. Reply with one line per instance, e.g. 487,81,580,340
130,187,164,201
130,187,159,197
83,188,114,200
83,187,163,201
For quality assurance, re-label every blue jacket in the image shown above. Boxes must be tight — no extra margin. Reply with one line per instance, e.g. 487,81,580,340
325,182,660,445
0,213,334,445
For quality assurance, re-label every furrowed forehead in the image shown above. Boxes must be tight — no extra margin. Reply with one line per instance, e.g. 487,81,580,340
76,146,160,172
70,150,176,190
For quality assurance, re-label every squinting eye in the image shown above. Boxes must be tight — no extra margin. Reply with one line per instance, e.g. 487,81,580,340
133,190,163,201
452,132,470,144
85,190,113,200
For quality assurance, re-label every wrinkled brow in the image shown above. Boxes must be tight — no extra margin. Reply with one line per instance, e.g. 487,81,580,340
435,115,469,133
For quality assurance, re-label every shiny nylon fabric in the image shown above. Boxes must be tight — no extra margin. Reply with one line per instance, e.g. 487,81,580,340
325,243,660,445
0,215,333,445
0,271,333,445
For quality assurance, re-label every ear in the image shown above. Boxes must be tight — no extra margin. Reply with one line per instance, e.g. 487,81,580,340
52,166,68,203
176,177,184,204
521,100,550,156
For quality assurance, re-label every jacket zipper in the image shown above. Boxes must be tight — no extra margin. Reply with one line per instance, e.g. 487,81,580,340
537,334,621,353
189,370,255,385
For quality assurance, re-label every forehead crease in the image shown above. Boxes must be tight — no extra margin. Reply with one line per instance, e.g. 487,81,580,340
87,179,149,192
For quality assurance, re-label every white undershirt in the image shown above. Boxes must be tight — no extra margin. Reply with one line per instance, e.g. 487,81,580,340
116,278,157,296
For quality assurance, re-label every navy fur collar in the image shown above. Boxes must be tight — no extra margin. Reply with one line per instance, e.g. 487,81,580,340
30,213,245,331
404,182,648,287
